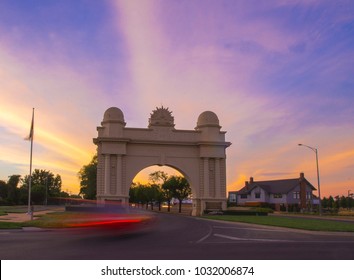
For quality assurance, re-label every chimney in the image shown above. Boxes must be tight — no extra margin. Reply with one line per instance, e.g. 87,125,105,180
250,177,254,184
299,172,306,209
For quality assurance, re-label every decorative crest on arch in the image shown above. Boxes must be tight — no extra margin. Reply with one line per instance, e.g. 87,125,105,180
148,106,175,128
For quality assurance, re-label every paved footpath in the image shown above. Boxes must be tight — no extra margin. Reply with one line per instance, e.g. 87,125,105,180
0,207,65,223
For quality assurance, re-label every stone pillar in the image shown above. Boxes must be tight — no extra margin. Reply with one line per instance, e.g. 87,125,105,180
215,158,220,198
104,154,110,195
203,158,209,198
116,155,122,195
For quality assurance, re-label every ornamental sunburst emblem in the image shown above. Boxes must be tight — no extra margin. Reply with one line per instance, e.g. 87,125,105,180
148,106,175,127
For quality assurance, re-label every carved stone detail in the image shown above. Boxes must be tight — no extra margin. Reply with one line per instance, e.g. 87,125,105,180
148,106,175,127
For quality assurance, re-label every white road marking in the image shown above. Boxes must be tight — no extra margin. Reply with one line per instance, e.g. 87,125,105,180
213,226,287,232
195,224,213,243
214,233,294,242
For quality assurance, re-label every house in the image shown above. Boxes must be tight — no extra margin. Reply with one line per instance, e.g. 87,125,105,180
228,173,318,211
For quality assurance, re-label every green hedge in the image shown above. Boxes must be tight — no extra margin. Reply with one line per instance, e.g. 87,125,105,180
223,210,268,216
204,209,269,216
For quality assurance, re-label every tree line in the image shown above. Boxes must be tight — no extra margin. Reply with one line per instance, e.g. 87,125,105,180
0,169,71,205
322,195,354,210
130,171,192,213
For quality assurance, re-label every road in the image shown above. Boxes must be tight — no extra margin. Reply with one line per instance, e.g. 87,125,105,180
1,212,354,259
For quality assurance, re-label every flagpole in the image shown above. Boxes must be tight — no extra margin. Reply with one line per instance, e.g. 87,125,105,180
27,108,34,216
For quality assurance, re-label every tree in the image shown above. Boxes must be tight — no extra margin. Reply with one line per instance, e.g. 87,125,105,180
328,196,335,208
131,170,191,213
164,175,191,213
130,182,149,208
151,183,164,211
348,196,354,209
149,171,168,185
129,183,139,205
321,197,328,208
145,185,159,210
17,186,29,205
149,171,175,211
334,196,340,209
31,185,46,204
0,180,8,201
78,155,97,199
339,196,347,209
7,175,21,204
21,169,62,202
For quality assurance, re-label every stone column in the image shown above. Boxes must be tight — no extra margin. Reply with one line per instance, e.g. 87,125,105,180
203,158,209,198
215,158,220,198
116,155,122,195
104,154,110,195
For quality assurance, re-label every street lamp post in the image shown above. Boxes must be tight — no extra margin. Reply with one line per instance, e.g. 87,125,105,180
298,143,322,216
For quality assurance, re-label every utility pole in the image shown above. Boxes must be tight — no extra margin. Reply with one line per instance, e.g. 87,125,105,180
298,143,322,215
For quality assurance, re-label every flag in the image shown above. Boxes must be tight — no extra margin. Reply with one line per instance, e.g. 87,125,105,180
25,108,34,141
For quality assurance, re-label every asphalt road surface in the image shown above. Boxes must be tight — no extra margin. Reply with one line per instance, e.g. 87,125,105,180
1,213,354,260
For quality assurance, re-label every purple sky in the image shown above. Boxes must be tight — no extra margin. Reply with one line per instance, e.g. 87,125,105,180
0,0,353,196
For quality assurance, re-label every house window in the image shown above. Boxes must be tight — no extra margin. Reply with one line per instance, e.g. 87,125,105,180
255,193,261,199
240,194,248,199
229,194,236,202
293,192,300,199
306,192,312,200
273,193,283,198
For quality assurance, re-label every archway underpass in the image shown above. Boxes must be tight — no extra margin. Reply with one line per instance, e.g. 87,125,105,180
131,165,193,215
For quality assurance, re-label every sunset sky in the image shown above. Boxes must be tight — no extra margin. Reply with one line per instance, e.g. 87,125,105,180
0,0,353,197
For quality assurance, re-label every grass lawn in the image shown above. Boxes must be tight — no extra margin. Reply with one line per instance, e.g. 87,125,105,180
21,212,76,228
0,221,23,229
0,205,69,229
203,215,354,232
0,212,77,229
0,206,29,213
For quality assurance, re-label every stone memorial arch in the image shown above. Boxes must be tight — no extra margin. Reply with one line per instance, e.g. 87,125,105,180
93,106,231,216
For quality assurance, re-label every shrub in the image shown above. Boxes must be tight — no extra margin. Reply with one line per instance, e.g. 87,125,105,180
222,210,268,216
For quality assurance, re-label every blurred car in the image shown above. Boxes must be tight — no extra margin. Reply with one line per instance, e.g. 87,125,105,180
62,201,157,235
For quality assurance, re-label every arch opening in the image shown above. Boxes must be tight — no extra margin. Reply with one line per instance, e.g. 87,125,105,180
131,165,194,215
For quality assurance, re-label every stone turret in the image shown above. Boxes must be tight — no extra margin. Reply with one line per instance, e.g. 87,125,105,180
195,111,222,142
98,107,126,137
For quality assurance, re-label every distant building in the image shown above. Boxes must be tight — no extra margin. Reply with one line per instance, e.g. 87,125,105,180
228,173,318,211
